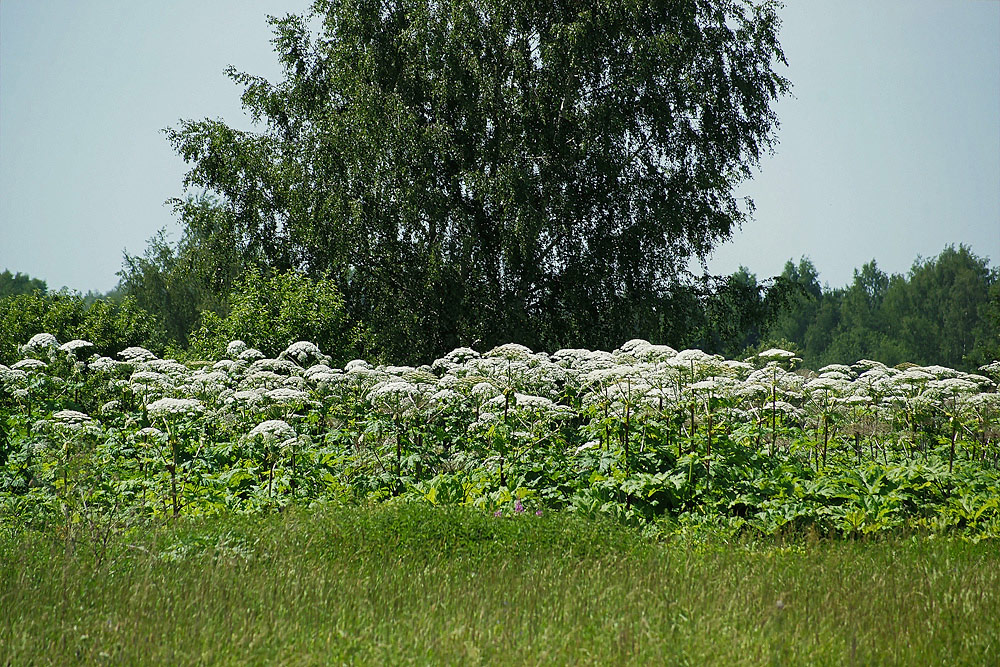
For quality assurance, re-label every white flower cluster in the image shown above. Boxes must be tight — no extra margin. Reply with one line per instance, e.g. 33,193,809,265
280,341,331,367
39,408,101,436
9,332,1000,456
20,333,59,358
119,347,157,363
226,340,249,358
11,359,47,372
246,419,297,443
52,409,92,425
147,397,204,419
59,339,95,361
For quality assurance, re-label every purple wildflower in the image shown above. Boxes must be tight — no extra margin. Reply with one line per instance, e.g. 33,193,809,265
514,499,525,513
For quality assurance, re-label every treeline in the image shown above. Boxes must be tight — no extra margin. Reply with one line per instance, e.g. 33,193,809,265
754,244,999,371
0,270,46,300
2,254,800,365
2,243,997,370
113,231,800,365
9,0,793,366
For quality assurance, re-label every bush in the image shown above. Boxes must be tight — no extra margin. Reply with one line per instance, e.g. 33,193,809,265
187,270,368,363
0,291,163,364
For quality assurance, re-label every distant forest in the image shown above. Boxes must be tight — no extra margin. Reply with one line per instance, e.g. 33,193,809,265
733,244,998,371
0,270,46,300
1,244,997,371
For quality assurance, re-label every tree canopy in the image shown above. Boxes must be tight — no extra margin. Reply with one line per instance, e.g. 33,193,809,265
152,0,789,361
765,245,999,371
0,270,46,300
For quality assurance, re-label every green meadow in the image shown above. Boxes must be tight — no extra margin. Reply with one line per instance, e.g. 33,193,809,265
3,504,998,665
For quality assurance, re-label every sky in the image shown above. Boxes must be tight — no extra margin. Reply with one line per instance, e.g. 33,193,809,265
1,0,998,294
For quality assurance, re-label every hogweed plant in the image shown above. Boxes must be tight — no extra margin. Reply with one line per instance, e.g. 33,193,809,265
245,419,298,498
3,333,1000,537
802,376,848,468
367,379,423,484
146,397,204,517
37,409,100,531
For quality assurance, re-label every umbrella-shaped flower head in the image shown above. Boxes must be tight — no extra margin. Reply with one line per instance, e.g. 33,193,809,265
247,419,297,444
147,397,204,420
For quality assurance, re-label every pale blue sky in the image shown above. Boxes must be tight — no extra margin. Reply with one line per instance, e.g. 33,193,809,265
1,0,998,294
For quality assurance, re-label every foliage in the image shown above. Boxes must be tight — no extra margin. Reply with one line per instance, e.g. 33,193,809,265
0,292,163,365
684,269,804,358
157,0,790,361
2,334,999,541
187,268,367,362
765,245,999,371
0,269,47,299
119,216,240,346
975,280,1000,363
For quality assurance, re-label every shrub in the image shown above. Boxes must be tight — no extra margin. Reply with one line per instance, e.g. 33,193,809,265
187,270,368,363
0,291,163,364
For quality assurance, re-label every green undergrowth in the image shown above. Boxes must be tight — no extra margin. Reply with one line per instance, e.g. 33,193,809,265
2,504,998,665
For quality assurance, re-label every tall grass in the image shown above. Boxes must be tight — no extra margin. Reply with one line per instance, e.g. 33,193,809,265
2,505,998,665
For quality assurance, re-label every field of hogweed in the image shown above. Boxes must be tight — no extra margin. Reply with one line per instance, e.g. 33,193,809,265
2,332,1000,539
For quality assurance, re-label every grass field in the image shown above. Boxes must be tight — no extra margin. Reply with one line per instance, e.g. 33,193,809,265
2,504,998,665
